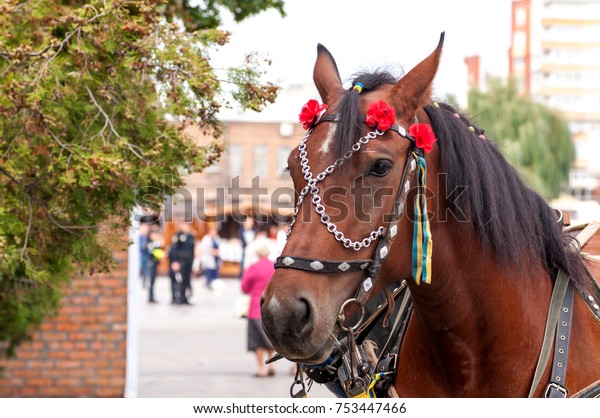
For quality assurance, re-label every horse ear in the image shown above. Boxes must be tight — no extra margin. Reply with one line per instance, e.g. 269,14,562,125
393,32,445,116
313,44,344,105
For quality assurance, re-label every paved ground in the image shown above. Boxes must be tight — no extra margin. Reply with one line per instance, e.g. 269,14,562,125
136,276,333,398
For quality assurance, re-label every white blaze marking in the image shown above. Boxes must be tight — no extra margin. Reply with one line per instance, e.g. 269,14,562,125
319,123,337,153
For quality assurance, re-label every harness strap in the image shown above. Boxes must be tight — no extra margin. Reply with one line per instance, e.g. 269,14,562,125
372,292,413,397
571,379,600,398
528,269,570,397
381,287,395,328
544,279,575,398
355,281,409,343
566,221,600,250
566,222,600,322
378,287,412,360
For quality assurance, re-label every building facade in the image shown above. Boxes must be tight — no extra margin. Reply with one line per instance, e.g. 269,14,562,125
510,0,600,200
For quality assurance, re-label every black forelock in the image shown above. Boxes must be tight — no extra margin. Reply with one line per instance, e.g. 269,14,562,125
333,71,399,159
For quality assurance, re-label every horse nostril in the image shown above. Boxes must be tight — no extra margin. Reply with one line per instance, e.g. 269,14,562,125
295,297,314,335
262,292,316,341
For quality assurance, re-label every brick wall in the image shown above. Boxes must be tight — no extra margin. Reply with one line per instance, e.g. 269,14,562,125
0,248,128,397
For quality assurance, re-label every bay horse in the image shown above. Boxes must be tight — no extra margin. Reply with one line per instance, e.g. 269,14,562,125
260,33,600,397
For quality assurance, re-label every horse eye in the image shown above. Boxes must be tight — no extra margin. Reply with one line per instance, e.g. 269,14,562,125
369,160,392,177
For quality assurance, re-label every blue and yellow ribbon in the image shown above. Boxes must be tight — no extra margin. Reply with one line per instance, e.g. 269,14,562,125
351,372,386,398
411,153,433,285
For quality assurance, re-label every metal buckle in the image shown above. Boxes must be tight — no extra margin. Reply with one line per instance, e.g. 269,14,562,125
386,353,398,373
544,382,568,398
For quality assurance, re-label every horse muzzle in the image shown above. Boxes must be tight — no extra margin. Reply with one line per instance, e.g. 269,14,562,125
260,273,337,364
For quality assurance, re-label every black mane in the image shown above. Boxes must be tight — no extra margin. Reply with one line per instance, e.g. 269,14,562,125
334,70,585,282
425,102,585,281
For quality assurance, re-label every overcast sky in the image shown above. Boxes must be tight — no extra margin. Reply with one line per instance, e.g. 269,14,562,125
213,0,513,107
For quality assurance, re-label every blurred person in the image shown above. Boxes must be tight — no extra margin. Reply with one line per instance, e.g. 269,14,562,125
198,226,221,290
270,222,288,260
243,230,272,269
138,223,151,287
238,216,256,278
268,224,278,240
168,222,195,305
146,228,165,303
241,237,276,378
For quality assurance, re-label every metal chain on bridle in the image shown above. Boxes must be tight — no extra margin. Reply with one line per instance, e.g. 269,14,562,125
287,125,386,251
276,112,421,308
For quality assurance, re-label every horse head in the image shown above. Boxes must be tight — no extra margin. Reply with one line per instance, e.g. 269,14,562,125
261,34,445,364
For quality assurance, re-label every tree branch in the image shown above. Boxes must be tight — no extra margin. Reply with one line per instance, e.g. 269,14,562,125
85,84,122,140
20,192,33,262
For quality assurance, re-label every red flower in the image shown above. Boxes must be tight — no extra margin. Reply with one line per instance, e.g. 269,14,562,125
409,123,437,154
299,99,327,130
365,100,396,131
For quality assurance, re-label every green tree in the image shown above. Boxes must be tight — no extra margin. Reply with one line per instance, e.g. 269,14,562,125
0,0,283,358
467,77,575,198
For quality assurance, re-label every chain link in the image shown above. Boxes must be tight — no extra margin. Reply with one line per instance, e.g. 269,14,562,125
287,128,386,251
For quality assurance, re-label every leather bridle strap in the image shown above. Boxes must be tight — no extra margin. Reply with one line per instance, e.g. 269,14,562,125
275,256,372,274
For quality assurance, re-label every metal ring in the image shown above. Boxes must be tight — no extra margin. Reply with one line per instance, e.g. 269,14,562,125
553,207,563,224
337,298,365,332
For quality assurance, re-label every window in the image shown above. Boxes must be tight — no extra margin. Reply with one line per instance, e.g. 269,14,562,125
277,146,292,178
229,144,244,178
253,144,268,178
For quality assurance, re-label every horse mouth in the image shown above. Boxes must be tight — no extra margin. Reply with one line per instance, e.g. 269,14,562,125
277,327,340,365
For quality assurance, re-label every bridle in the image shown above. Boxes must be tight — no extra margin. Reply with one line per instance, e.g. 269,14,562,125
274,110,423,398
274,112,424,327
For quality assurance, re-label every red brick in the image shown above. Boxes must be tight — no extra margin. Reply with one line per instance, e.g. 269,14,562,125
41,387,68,397
89,376,110,386
41,332,67,341
69,387,95,396
13,368,42,378
19,387,38,397
55,377,81,387
47,351,70,360
28,378,53,386
99,279,123,287
96,387,122,397
70,351,96,360
97,368,122,377
60,341,75,350
68,332,95,340
56,322,81,332
26,360,52,369
59,305,85,315
54,360,81,369
74,341,89,350
70,296,95,305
